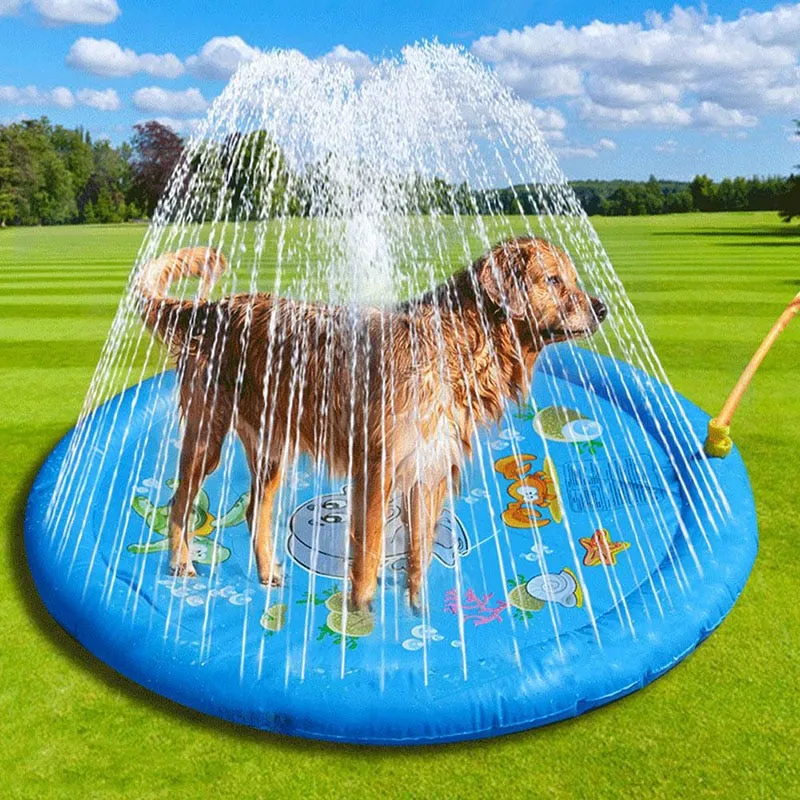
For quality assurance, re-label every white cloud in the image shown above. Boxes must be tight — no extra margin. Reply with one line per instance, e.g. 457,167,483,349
138,116,203,136
585,77,681,109
32,0,119,25
531,105,568,142
494,63,584,99
132,86,209,115
0,0,24,16
576,99,693,128
654,138,678,154
76,87,120,111
692,101,758,130
0,83,122,111
553,145,602,159
185,36,260,80
554,137,617,159
473,3,800,131
0,84,74,108
67,37,184,78
49,86,75,107
320,45,375,80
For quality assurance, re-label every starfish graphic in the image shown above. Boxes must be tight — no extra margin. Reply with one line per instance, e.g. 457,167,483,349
579,528,631,567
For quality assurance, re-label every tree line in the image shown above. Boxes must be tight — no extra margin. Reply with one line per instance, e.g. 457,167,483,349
0,116,798,226
568,174,793,217
0,118,186,226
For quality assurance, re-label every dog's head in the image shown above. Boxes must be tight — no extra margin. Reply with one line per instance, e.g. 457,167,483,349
473,237,606,342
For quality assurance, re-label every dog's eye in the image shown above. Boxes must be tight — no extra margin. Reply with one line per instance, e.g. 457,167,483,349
546,275,562,287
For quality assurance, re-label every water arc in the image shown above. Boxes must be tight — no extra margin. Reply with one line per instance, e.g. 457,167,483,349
24,43,757,744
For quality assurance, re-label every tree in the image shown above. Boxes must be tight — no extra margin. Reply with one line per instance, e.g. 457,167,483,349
217,130,291,219
663,189,693,214
129,121,185,216
690,174,717,212
80,139,132,222
716,176,749,211
779,120,800,223
0,118,75,225
0,134,16,225
51,125,93,219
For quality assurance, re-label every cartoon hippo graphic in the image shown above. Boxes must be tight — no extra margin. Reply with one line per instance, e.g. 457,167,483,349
128,479,249,565
525,569,583,608
287,488,470,578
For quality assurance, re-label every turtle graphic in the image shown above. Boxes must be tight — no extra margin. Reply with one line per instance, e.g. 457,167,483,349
531,406,604,454
296,585,374,649
128,479,249,565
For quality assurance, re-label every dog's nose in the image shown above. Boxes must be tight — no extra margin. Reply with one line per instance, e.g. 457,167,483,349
592,297,607,323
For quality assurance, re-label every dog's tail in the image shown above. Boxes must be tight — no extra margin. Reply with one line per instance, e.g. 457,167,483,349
135,247,228,347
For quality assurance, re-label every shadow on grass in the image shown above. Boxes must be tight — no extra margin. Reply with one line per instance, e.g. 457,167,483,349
651,226,800,239
718,241,800,247
11,452,590,756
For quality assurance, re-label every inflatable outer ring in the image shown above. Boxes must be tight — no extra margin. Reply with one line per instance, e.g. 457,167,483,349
24,348,758,745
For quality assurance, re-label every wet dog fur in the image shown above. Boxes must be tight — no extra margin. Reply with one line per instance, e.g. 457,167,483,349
137,237,606,609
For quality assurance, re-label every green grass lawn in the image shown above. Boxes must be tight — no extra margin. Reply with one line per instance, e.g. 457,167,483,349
1,212,798,799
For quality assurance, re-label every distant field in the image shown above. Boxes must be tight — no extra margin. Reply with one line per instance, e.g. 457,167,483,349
1,212,798,799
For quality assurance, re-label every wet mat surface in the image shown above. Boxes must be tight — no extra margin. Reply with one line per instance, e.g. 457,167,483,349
26,345,757,744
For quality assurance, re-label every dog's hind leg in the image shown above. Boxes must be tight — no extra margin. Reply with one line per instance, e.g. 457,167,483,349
350,462,392,611
168,415,224,577
245,459,284,587
405,479,447,610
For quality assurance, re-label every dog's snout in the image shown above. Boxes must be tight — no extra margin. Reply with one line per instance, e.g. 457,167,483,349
592,297,607,323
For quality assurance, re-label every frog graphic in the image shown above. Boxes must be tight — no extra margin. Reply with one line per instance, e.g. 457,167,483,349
128,479,249,565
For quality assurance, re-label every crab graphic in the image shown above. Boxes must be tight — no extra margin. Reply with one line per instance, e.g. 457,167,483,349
128,479,249,565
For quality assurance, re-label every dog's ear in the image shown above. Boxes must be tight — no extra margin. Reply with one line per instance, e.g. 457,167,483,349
475,243,528,319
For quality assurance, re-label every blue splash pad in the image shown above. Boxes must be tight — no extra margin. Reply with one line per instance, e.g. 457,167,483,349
25,345,757,745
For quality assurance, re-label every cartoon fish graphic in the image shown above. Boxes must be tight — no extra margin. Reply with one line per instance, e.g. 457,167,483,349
287,488,470,578
526,568,583,608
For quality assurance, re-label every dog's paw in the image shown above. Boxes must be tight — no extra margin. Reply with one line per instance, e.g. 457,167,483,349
259,564,283,588
170,560,197,578
349,591,374,614
408,589,423,615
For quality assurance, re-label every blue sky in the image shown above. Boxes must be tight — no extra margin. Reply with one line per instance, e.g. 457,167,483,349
1,0,798,181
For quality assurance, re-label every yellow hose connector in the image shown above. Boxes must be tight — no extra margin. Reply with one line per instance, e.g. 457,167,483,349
704,418,733,458
704,290,799,459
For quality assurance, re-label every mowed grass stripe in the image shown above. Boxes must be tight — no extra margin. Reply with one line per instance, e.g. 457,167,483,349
0,294,122,307
0,285,130,297
0,318,118,341
2,304,122,319
0,367,100,426
1,212,798,800
2,341,108,369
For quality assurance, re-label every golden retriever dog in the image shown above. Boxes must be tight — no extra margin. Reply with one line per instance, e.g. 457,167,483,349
137,237,606,609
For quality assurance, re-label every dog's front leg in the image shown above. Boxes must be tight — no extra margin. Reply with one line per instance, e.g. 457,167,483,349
169,417,223,577
350,467,391,611
247,461,284,587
